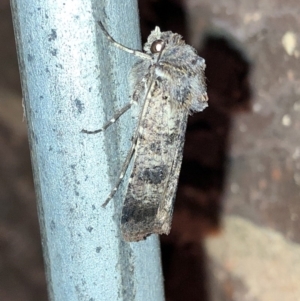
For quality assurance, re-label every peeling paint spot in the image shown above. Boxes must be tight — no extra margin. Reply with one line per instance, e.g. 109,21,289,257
27,54,34,62
50,48,57,56
87,226,93,233
282,32,297,56
74,98,84,114
282,114,291,127
48,29,57,42
50,220,56,230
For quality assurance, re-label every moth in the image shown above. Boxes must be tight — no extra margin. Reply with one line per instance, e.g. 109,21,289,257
83,21,208,241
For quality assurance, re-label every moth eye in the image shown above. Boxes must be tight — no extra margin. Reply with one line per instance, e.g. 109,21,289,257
150,39,165,53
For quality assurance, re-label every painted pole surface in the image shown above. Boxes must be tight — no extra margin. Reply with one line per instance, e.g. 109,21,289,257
11,1,165,300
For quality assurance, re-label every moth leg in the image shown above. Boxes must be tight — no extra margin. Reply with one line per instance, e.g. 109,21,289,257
82,101,133,134
97,21,151,60
102,136,137,208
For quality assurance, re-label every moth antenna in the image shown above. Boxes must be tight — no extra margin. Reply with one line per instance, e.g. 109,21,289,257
97,21,151,60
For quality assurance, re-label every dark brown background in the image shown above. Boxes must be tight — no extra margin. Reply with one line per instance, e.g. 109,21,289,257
1,0,300,301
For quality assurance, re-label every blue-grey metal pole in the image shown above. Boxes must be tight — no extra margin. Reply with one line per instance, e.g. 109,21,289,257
10,1,165,300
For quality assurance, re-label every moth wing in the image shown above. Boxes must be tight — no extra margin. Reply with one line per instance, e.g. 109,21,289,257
154,117,187,234
121,90,188,241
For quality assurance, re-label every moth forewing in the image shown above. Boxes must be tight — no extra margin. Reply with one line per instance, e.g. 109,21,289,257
155,113,188,233
120,91,189,241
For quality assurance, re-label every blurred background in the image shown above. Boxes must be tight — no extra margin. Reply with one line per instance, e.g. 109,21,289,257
1,0,300,301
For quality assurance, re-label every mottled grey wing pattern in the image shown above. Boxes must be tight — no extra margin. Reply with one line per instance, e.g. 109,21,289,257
121,83,189,241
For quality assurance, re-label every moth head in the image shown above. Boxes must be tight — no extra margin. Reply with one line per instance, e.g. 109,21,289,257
144,27,186,54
